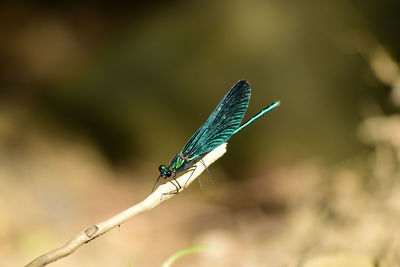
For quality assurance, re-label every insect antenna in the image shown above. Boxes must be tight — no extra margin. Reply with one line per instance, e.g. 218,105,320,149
151,175,162,193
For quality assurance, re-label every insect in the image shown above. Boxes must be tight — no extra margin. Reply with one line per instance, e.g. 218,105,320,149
152,80,280,192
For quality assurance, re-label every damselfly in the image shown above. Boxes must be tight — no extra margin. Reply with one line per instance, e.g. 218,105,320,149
153,80,280,192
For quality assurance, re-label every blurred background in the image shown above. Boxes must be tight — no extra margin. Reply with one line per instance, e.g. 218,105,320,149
2,1,400,266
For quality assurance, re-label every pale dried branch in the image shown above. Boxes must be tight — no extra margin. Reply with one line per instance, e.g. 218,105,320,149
26,143,227,267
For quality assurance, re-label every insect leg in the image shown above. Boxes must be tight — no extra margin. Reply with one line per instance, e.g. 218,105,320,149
172,172,181,192
184,165,198,189
160,178,180,200
164,173,180,195
199,159,214,184
151,175,162,193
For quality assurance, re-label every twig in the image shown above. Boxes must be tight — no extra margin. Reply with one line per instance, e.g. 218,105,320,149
26,143,227,267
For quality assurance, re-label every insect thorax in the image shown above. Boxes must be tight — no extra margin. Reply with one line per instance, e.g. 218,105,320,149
169,154,187,172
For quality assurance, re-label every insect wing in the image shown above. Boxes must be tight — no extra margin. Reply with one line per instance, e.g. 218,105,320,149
181,80,251,159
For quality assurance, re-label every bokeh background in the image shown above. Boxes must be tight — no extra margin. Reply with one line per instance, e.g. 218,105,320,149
2,1,400,266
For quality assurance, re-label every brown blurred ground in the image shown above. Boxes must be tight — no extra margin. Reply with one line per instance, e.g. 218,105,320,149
1,1,400,267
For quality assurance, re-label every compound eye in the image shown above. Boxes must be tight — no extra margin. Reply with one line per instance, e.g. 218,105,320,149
159,165,164,172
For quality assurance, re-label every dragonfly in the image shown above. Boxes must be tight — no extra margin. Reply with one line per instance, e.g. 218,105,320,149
153,80,280,192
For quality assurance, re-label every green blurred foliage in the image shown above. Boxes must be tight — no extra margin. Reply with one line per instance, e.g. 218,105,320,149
0,0,398,172
2,2,400,267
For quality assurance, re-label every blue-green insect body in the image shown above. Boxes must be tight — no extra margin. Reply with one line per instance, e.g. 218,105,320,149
154,80,279,191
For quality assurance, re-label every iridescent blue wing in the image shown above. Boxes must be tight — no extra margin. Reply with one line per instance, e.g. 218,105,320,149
180,80,251,160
